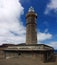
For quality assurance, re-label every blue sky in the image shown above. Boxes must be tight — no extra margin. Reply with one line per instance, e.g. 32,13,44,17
20,0,57,34
0,0,57,49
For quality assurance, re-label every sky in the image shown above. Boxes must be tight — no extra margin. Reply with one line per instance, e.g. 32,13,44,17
0,0,57,49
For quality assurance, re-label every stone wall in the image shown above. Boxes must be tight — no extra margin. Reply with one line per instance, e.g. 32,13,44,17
0,50,55,62
0,51,4,59
4,51,19,59
3,51,45,62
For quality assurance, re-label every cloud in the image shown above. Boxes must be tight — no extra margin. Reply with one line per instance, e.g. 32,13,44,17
38,32,57,49
0,0,26,45
47,41,57,49
38,32,52,41
38,40,57,49
44,0,57,14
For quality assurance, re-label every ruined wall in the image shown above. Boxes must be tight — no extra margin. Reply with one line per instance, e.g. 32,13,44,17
3,51,46,62
0,51,4,59
0,50,55,62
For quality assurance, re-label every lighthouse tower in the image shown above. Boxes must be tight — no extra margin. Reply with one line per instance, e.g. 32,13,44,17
26,6,37,45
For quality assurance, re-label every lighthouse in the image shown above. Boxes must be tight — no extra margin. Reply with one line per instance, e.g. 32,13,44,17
26,6,37,45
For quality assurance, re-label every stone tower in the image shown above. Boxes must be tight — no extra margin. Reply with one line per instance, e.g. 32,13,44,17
26,6,37,45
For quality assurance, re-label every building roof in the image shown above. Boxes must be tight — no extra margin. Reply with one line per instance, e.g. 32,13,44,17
3,43,54,52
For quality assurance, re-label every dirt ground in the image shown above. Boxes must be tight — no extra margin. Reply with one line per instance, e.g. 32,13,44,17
0,56,57,65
